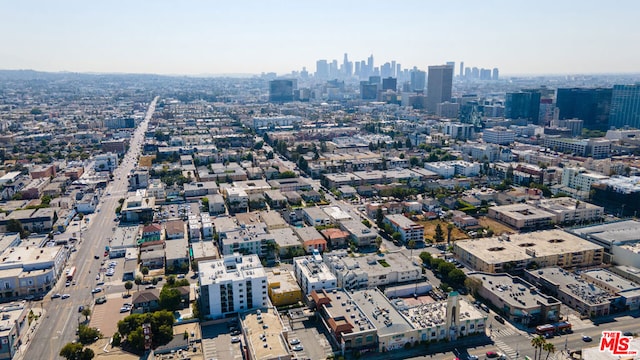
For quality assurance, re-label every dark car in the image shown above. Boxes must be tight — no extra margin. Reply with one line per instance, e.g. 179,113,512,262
94,255,100,259
78,305,84,313
582,336,592,342
494,315,505,324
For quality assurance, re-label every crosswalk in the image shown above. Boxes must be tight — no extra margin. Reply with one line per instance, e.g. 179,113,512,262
490,327,534,339
494,339,519,360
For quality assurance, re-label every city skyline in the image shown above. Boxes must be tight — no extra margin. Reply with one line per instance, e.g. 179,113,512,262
2,0,640,76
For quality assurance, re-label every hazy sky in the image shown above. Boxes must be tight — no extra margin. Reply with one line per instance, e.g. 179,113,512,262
2,0,639,76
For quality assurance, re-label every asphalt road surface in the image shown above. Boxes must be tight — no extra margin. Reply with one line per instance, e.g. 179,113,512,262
23,97,157,360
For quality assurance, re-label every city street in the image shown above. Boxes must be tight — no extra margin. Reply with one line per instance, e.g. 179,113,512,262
20,97,157,360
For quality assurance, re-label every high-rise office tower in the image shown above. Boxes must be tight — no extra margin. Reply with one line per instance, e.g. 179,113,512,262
410,68,426,92
505,90,541,124
460,62,464,78
446,61,455,73
471,67,480,79
315,60,329,80
480,68,492,80
367,54,374,74
342,53,352,78
426,64,454,113
269,79,294,102
360,81,378,100
391,61,396,77
382,77,397,91
556,88,612,131
609,84,640,129
492,68,499,81
354,62,361,77
381,62,393,78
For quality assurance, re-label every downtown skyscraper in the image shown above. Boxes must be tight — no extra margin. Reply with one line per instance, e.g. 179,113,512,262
426,64,454,113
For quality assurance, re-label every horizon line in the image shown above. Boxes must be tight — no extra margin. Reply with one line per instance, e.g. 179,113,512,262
2,68,640,79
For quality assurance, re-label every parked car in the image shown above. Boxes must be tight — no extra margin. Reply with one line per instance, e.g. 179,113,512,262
231,337,241,343
289,338,300,345
91,287,102,294
119,307,130,313
494,315,505,324
486,351,498,358
292,345,304,351
95,296,107,304
78,306,84,313
61,294,71,299
51,293,61,299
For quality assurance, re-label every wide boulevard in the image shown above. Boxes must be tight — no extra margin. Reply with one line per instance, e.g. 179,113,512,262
22,97,158,360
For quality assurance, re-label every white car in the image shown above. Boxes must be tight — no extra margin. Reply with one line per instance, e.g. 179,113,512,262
289,338,300,345
61,294,71,299
292,345,303,351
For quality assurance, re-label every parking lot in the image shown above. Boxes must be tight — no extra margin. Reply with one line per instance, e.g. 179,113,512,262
201,323,244,360
288,319,334,360
89,293,131,338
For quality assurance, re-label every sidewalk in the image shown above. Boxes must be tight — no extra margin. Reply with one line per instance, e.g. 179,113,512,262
13,306,47,360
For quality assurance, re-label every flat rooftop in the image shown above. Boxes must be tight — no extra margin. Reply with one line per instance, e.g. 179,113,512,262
350,289,414,336
531,267,611,305
571,220,640,245
489,203,555,220
199,254,265,286
241,308,289,360
398,297,483,329
455,229,603,264
582,269,640,292
321,289,375,333
267,270,301,295
469,272,560,309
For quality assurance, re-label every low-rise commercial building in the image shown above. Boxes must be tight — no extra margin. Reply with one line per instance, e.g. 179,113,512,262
488,203,555,231
524,267,612,317
241,308,292,360
581,269,640,311
468,272,561,325
267,270,303,307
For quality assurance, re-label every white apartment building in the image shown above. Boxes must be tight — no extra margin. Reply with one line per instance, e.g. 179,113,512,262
93,152,119,172
561,167,609,192
198,254,268,319
383,214,424,244
483,126,516,145
293,251,337,294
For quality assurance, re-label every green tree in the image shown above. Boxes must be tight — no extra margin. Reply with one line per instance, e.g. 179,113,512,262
446,223,454,245
375,236,382,250
392,232,402,241
124,281,133,295
361,219,371,228
159,287,182,311
6,219,29,238
434,223,445,242
77,324,101,345
59,342,94,360
81,308,91,322
112,332,121,347
375,208,384,228
141,267,149,276
419,251,432,266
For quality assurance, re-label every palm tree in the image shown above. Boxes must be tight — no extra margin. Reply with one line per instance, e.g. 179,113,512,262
543,342,556,360
531,335,546,360
134,275,142,291
124,281,133,295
